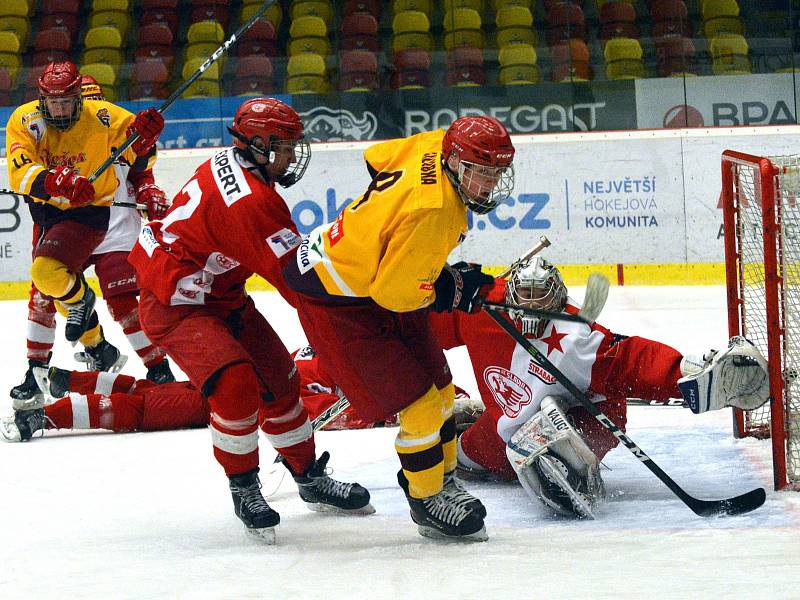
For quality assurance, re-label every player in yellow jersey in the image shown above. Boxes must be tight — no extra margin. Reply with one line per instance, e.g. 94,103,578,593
284,116,515,541
5,61,164,349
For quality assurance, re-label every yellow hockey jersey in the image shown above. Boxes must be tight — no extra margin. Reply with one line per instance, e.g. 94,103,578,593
293,129,468,313
5,99,154,209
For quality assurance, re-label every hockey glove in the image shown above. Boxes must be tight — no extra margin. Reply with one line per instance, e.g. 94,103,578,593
136,183,171,220
44,166,95,206
432,261,494,314
127,108,164,156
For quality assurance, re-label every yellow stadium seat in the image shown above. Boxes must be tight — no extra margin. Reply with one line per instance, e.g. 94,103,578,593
703,0,743,38
444,0,483,11
182,57,221,81
496,6,537,48
0,51,21,83
286,53,329,94
711,33,751,75
0,30,20,54
242,3,283,31
493,0,532,10
392,10,433,52
93,0,130,10
89,10,131,39
82,47,125,67
1,0,30,17
290,0,334,27
394,0,432,15
182,79,222,98
604,37,646,80
443,8,485,51
498,43,540,84
81,62,117,87
187,21,225,45
288,15,331,57
85,25,123,50
0,16,30,48
185,42,228,68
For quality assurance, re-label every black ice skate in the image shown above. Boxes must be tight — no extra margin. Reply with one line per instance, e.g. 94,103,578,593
10,353,50,410
229,468,280,544
0,408,47,443
287,451,374,515
443,470,486,519
74,331,127,372
398,470,488,542
146,358,176,384
33,366,71,399
64,283,96,343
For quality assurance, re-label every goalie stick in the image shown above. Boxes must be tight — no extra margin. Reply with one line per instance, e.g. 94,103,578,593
498,235,551,279
90,0,278,193
484,308,766,517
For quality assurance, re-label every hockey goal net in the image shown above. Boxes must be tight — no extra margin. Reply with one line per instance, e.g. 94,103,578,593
721,150,800,490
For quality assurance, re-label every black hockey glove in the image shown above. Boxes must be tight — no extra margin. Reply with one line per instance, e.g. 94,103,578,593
432,261,494,314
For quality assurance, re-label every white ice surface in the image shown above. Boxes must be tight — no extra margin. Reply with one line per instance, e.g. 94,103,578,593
1,286,799,600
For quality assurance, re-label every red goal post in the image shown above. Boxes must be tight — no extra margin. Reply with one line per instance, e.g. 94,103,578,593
721,150,799,491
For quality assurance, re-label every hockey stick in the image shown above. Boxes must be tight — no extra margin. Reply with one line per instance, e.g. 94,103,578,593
89,0,277,190
484,309,767,517
498,235,551,279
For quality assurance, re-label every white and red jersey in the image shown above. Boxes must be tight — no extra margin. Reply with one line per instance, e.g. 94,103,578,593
129,148,301,309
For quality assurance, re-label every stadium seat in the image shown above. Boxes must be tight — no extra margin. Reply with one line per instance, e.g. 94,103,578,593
390,48,431,89
231,75,274,96
655,36,696,76
341,13,380,52
393,0,432,15
81,62,117,100
129,82,170,100
495,6,537,48
83,26,124,67
445,46,485,86
288,16,331,57
343,0,382,19
34,28,71,53
1,0,29,18
604,37,646,79
710,33,751,75
140,0,178,9
134,45,176,71
443,8,485,51
546,2,587,46
493,0,532,10
0,67,12,94
392,10,433,53
31,50,71,67
339,49,379,91
93,0,129,11
703,0,744,38
185,42,224,63
499,43,540,85
544,0,583,10
137,23,173,47
291,0,335,27
140,10,179,35
0,31,20,55
551,39,592,81
41,0,80,14
444,0,483,11
600,1,639,41
236,19,277,57
187,21,225,45
286,53,329,94
89,10,131,39
0,15,30,48
651,0,692,37
233,55,273,81
182,57,221,81
231,56,274,95
189,6,231,29
182,79,222,98
242,3,283,31
132,59,169,86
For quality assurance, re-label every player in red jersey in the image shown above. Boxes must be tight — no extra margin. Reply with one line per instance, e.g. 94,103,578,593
128,98,372,542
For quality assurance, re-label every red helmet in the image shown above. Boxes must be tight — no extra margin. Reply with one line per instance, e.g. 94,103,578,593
80,74,104,100
442,116,516,214
38,61,83,131
228,97,310,187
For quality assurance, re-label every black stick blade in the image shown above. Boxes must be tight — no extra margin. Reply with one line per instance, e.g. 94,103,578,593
688,487,766,517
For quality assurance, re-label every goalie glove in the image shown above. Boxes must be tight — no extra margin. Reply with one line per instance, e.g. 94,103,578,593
506,396,604,519
432,261,493,314
677,336,770,414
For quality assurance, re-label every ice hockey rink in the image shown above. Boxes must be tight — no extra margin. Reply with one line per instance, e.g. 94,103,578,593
1,285,799,600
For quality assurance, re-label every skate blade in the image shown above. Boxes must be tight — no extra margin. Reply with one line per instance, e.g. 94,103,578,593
244,526,276,545
12,392,45,411
0,418,22,443
304,501,376,516
416,524,489,543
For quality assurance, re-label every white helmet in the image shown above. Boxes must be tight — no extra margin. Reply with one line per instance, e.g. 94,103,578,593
505,256,567,337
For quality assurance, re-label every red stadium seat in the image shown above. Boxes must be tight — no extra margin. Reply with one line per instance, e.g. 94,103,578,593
233,55,273,79
342,0,382,19
134,45,176,71
230,75,274,96
341,13,380,52
128,82,170,100
189,6,230,29
0,67,12,93
650,0,692,37
31,49,71,67
41,0,80,14
339,50,379,91
599,1,639,41
39,14,79,44
140,0,179,9
390,48,431,89
655,35,696,76
140,10,179,35
445,46,485,86
236,19,277,57
34,28,71,52
131,59,170,85
551,39,592,81
546,2,587,46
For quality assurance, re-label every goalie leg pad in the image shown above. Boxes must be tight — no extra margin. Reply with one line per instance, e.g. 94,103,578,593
506,396,603,519
677,336,770,414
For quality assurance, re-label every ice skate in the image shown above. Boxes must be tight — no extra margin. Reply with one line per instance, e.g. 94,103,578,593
33,366,71,399
288,451,374,515
10,355,50,410
64,283,96,343
146,358,176,384
443,470,486,518
0,408,47,443
74,332,127,372
398,470,488,542
229,468,280,544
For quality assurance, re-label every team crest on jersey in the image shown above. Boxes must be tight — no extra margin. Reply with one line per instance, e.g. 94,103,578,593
96,108,111,127
267,227,301,258
484,365,533,418
295,345,316,361
527,361,557,385
22,112,45,143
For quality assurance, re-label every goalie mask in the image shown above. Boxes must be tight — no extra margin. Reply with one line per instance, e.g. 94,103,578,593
505,256,567,337
38,61,83,131
228,97,311,188
442,116,515,215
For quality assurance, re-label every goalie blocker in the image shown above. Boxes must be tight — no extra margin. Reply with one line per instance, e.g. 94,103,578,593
677,336,770,415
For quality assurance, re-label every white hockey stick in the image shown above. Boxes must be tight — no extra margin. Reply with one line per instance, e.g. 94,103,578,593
498,235,551,279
